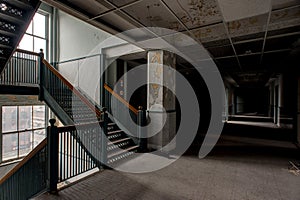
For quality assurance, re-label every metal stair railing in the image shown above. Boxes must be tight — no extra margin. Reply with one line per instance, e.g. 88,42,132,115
104,83,147,152
0,49,40,86
0,116,109,198
0,139,48,200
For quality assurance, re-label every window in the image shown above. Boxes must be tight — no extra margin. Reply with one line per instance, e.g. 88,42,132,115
18,12,49,58
1,105,47,162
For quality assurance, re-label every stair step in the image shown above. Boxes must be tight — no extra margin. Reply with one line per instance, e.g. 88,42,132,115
107,130,122,135
0,11,25,24
0,34,12,45
108,145,139,159
108,137,131,145
108,134,122,140
2,0,35,10
0,43,12,49
0,29,18,37
107,140,130,151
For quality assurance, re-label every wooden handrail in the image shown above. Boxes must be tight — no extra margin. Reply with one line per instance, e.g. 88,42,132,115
42,59,102,118
0,139,47,185
15,49,40,57
104,83,138,115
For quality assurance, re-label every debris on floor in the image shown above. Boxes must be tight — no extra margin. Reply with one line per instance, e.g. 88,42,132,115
288,161,300,176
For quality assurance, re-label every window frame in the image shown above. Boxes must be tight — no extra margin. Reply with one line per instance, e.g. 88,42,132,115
1,105,47,163
18,10,50,59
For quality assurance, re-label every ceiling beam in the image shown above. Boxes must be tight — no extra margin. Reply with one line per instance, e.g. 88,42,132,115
88,0,144,21
41,0,119,35
215,0,242,71
260,0,272,64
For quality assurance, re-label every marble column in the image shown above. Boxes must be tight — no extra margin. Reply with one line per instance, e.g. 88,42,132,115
147,50,176,151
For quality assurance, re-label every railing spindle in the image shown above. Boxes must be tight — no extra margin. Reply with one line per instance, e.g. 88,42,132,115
47,119,58,193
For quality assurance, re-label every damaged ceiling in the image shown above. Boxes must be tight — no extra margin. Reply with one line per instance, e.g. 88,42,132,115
42,0,300,87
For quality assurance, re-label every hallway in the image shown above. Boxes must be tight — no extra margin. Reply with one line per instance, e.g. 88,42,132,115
34,132,300,200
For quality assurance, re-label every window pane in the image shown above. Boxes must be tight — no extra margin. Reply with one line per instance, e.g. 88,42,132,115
19,131,32,157
33,105,45,129
34,37,46,55
33,129,45,148
19,106,32,130
26,21,33,34
2,106,17,133
19,34,33,51
33,13,46,38
2,133,18,161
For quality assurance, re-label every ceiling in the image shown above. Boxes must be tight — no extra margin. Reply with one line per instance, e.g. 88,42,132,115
42,0,300,87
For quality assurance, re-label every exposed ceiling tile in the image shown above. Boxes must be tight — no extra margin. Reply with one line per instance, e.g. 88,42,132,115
191,23,227,42
163,0,222,29
42,0,300,77
268,6,300,31
231,32,265,42
217,0,271,22
122,0,184,31
66,0,113,16
227,14,269,39
97,11,141,32
161,31,205,48
123,28,156,42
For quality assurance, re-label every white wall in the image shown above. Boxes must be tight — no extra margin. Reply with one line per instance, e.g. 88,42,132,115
58,11,112,104
58,11,111,61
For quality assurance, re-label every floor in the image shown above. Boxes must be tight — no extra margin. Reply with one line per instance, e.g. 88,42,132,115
33,134,300,200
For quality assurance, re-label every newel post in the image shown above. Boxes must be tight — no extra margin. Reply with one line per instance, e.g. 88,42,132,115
101,108,108,167
47,118,58,193
38,49,44,101
137,106,147,152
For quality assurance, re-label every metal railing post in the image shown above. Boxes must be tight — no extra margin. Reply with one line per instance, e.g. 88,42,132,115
101,108,108,167
100,54,106,108
138,106,147,152
38,49,44,101
47,118,58,193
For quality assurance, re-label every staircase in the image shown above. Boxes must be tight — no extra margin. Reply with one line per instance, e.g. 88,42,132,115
0,0,40,72
0,2,141,198
76,86,140,164
0,0,140,167
41,59,140,167
0,50,143,199
106,121,139,164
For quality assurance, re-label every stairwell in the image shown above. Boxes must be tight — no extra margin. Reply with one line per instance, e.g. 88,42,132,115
0,0,40,72
0,2,142,198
